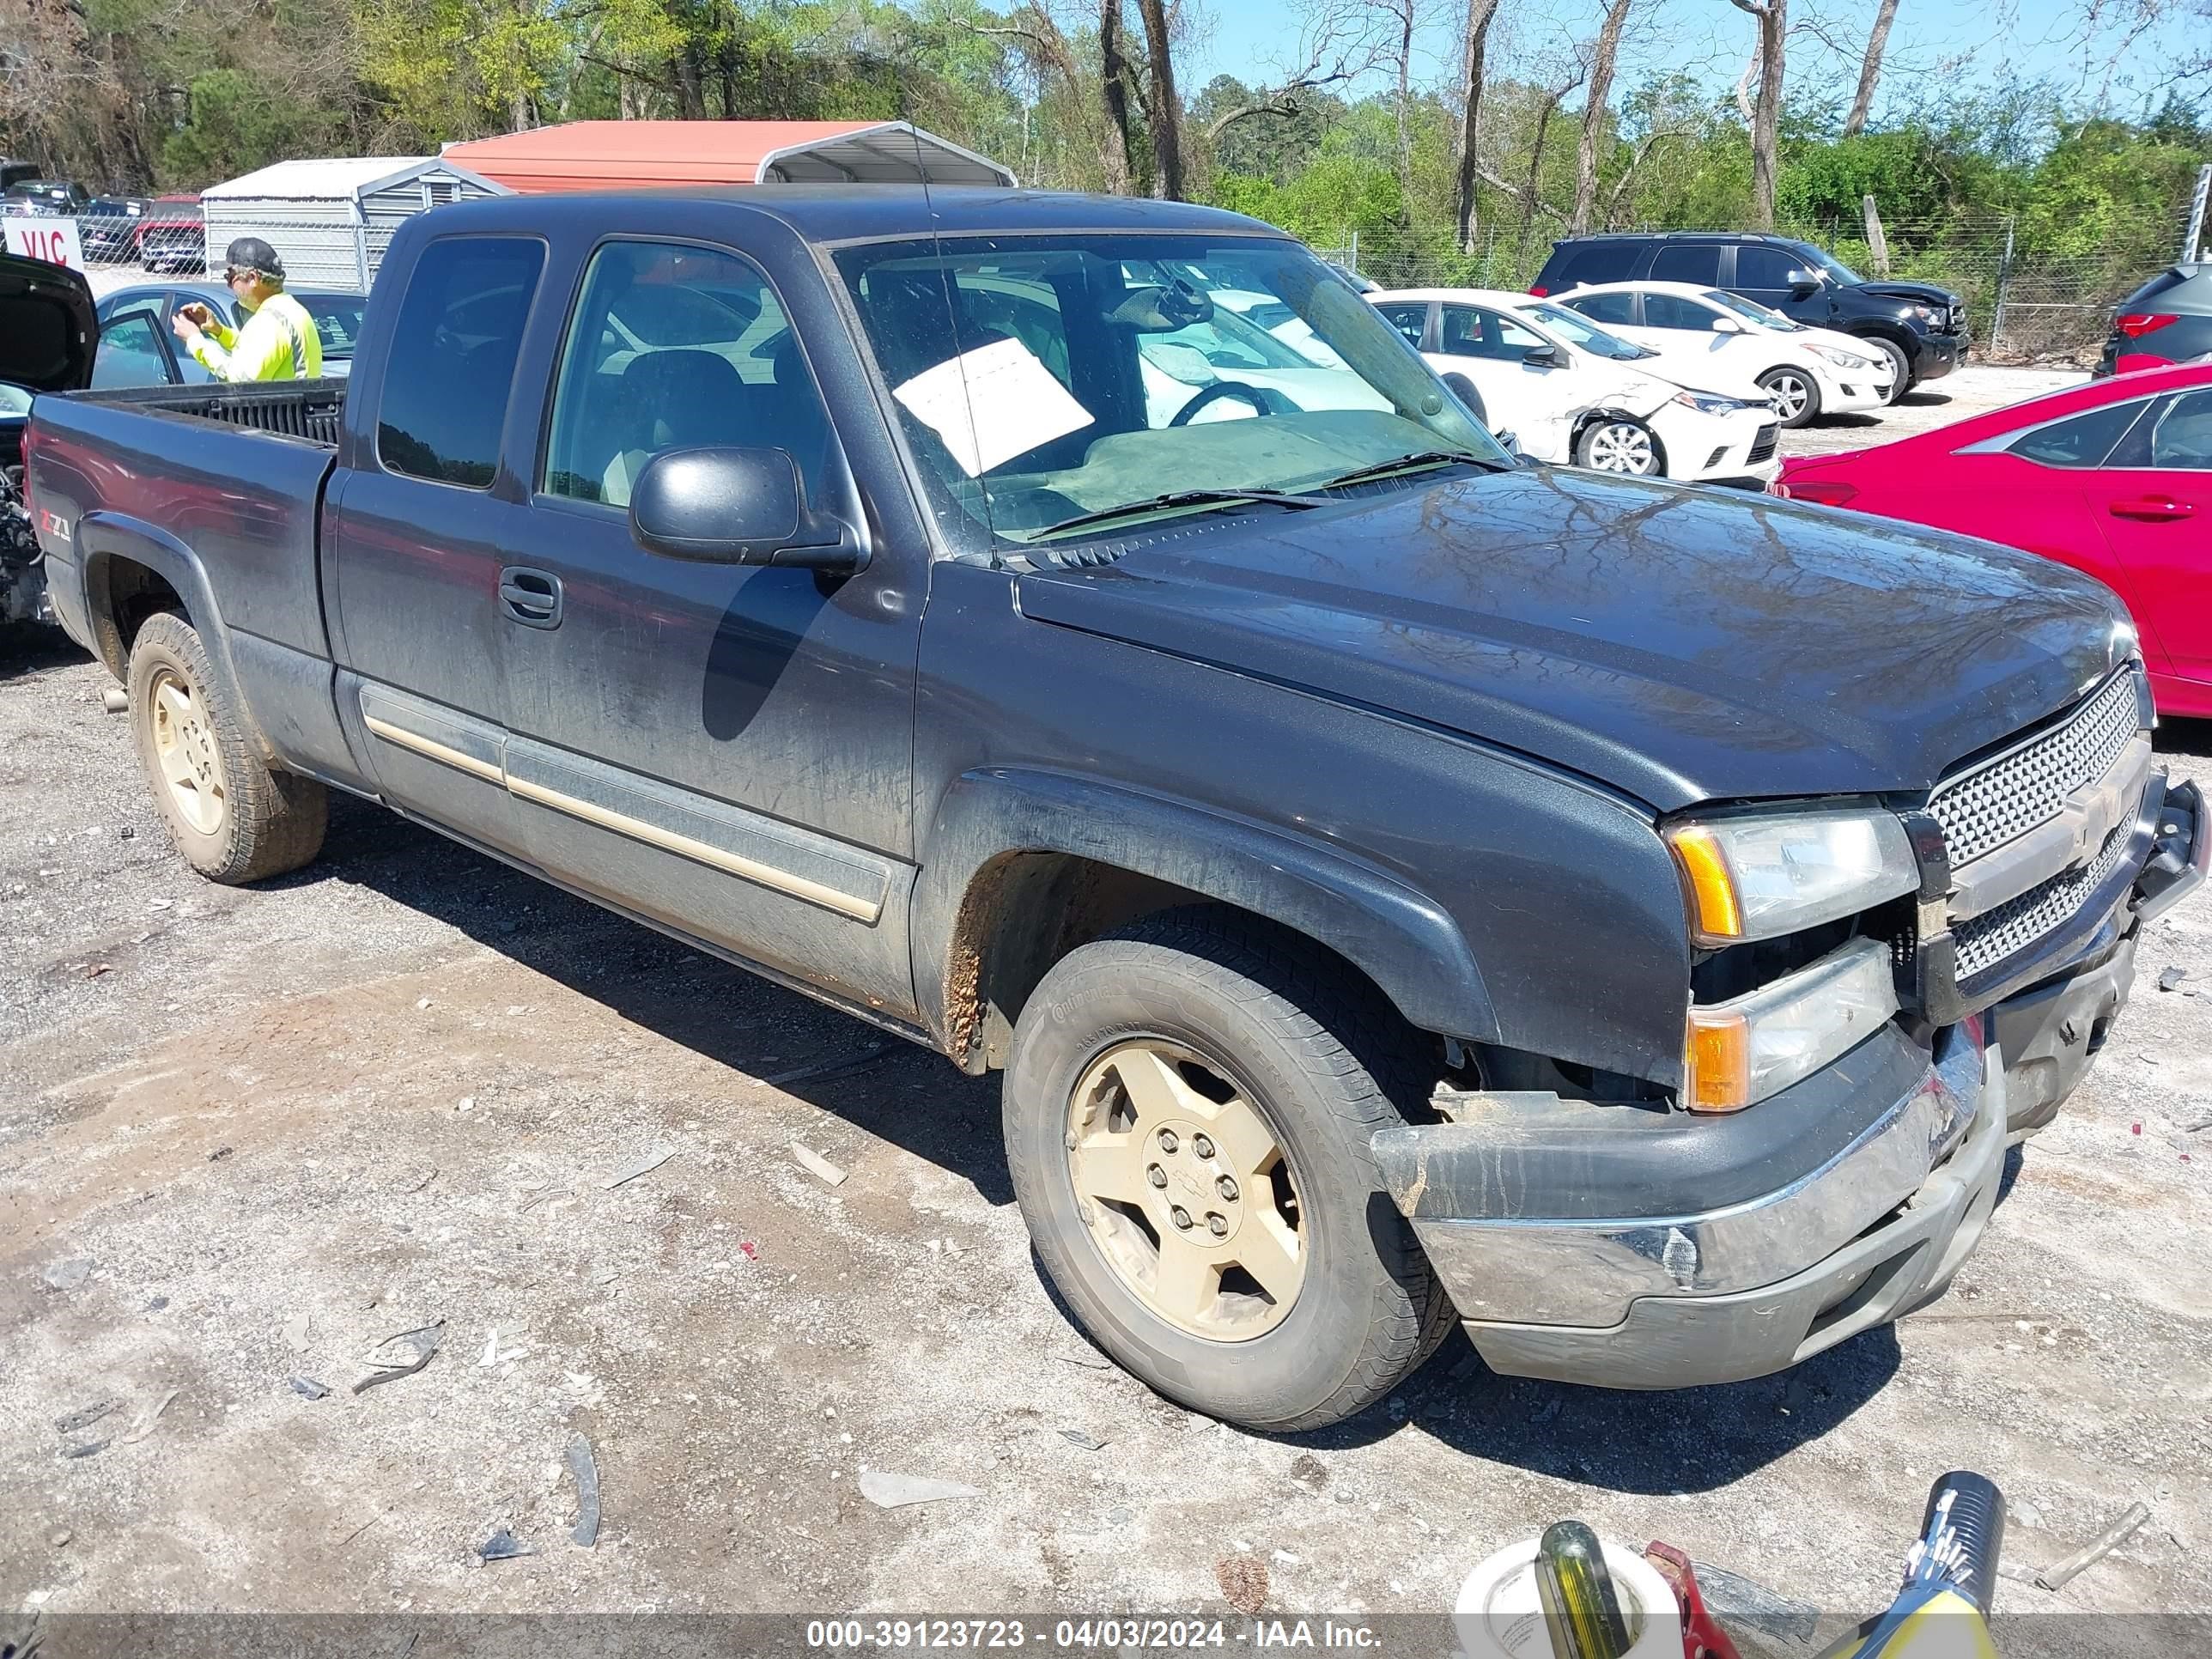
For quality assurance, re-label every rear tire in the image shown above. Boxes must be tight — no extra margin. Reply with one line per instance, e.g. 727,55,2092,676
1867,337,1911,404
129,611,327,884
1003,908,1453,1431
1757,366,1821,428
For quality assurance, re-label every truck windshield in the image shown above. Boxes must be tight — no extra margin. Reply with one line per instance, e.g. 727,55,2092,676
1792,243,1865,287
834,234,1503,553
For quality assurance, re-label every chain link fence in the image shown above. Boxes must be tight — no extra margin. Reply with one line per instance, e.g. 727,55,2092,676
1314,204,2206,367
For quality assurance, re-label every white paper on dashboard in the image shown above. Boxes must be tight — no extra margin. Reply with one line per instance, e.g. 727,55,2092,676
892,337,1094,476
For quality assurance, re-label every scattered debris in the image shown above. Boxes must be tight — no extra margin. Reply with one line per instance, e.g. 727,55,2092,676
1529,1397,1563,1425
353,1321,445,1395
477,1528,536,1562
48,1528,72,1548
605,1145,678,1190
40,1257,93,1291
858,1469,981,1509
1272,1549,1302,1567
1216,1553,1269,1616
738,1240,758,1261
456,1096,475,1113
53,1401,116,1436
1058,1429,1107,1452
2157,966,2187,993
283,1312,312,1353
290,1376,331,1401
406,1168,440,1194
60,1439,110,1460
1687,1561,1821,1643
567,1433,601,1547
146,1296,168,1312
791,1143,848,1188
1057,1350,1113,1371
120,1389,179,1443
2033,1502,2151,1592
1288,1453,1328,1487
477,1328,528,1367
82,961,113,979
208,1146,234,1162
763,1042,891,1087
149,897,173,909
416,997,433,1011
2185,1116,2212,1135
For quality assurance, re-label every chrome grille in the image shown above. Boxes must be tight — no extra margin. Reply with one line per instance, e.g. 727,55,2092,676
1953,823,2130,981
1929,672,2141,867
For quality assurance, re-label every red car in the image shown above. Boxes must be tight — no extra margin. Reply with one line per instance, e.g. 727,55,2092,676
1778,362,2212,717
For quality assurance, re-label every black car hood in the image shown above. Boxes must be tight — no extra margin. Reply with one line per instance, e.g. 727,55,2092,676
1015,468,2130,811
0,250,95,393
1856,278,1960,307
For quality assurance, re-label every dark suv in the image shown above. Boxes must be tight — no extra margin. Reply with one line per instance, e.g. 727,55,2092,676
1534,233,1969,400
2095,264,2212,377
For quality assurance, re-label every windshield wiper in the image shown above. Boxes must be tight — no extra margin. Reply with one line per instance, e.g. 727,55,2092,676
1027,488,1327,543
1315,449,1504,489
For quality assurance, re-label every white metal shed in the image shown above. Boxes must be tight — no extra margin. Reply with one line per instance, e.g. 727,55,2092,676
200,156,511,290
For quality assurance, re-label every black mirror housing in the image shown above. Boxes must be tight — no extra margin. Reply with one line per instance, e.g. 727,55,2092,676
1522,343,1561,367
1788,279,1820,300
628,445,864,572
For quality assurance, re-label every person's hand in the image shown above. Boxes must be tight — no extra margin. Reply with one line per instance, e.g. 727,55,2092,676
168,310,199,344
178,301,215,327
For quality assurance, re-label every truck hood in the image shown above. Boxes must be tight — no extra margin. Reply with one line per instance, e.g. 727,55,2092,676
1015,468,2130,811
0,251,94,393
1855,278,1960,308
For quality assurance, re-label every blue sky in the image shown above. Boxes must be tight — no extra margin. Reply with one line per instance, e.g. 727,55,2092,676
1182,0,2202,125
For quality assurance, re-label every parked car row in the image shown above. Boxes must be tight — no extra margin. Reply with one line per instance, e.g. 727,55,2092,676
0,178,207,270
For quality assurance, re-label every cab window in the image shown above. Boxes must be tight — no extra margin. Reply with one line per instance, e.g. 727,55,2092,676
1644,293,1723,331
1565,291,1636,326
1372,302,1428,347
542,240,832,509
1439,306,1543,360
1650,244,1722,284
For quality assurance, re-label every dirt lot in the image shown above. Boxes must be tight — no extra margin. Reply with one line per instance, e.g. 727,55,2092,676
5,366,2209,1638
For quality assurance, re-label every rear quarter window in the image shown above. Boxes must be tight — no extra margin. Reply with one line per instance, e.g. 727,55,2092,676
2001,399,2149,468
1540,240,1638,290
376,237,546,489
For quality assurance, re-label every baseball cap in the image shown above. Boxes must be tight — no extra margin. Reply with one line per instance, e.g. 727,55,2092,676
224,236,285,279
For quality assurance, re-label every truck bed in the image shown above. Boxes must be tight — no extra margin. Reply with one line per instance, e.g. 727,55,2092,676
75,380,347,447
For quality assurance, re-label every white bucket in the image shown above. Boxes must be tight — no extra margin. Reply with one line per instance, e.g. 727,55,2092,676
1455,1535,1681,1659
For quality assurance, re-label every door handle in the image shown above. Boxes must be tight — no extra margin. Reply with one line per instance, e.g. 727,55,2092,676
2107,495,2195,522
498,566,563,629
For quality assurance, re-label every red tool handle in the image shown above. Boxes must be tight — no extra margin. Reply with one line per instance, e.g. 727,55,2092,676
1643,1543,1743,1659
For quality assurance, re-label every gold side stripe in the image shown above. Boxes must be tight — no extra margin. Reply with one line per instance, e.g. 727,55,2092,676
364,714,504,784
505,775,883,924
365,709,880,925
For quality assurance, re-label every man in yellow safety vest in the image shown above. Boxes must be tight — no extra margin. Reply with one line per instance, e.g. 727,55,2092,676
169,237,323,382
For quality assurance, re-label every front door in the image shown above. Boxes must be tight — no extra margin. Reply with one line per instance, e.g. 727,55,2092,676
501,236,924,1016
1431,303,1583,460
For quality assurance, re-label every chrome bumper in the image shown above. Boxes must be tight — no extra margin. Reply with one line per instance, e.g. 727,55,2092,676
1372,1024,2005,1387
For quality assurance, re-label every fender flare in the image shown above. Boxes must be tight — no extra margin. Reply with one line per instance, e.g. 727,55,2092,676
76,512,268,753
911,768,1498,1057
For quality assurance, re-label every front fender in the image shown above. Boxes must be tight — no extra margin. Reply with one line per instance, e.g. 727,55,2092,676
911,767,1496,1057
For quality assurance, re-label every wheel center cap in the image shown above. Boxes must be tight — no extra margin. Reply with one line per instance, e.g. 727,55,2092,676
1152,1117,1242,1248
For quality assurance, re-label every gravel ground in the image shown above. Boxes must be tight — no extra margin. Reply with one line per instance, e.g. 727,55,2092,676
4,367,2208,1640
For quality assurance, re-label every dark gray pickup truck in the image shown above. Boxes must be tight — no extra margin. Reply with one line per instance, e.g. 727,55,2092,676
21,188,2206,1429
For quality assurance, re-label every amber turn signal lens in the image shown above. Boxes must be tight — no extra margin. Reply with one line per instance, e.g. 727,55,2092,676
1667,824,1744,943
1686,1010,1752,1113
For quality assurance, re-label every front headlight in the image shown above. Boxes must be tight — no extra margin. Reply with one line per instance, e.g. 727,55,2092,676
1671,390,1744,416
1686,938,1899,1110
1810,345,1870,368
1665,807,1917,945
1907,304,1937,325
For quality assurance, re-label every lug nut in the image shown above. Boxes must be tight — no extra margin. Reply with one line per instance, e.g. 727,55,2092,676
1206,1212,1228,1237
1170,1206,1194,1231
1146,1164,1168,1188
1158,1128,1179,1154
1217,1175,1239,1201
1192,1133,1216,1160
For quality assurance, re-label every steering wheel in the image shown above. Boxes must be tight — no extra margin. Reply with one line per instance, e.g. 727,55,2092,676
1169,380,1281,427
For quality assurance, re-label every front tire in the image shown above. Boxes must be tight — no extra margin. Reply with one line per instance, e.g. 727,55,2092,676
1574,416,1662,476
1757,365,1821,428
1003,908,1453,1431
1867,337,1911,404
128,611,327,883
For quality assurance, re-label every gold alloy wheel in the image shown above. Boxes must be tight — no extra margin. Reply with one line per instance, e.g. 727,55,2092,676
1065,1039,1306,1340
149,666,226,836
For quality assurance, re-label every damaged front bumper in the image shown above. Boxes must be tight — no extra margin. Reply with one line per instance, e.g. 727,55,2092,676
1373,775,2205,1391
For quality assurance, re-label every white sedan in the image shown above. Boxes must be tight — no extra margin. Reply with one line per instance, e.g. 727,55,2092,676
1367,288,1780,485
1548,281,1894,427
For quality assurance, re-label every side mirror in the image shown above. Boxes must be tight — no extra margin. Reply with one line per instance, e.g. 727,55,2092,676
1440,369,1481,408
629,445,866,573
1788,277,1820,300
1522,343,1562,368
1712,315,1745,334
